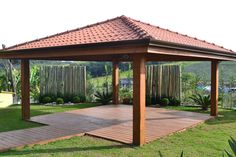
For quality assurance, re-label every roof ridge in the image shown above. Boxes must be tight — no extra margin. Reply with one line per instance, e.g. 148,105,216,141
6,16,122,50
127,16,233,52
120,16,153,39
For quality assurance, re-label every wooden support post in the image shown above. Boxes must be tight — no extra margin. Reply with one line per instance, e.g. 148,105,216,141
133,54,146,145
21,59,30,120
112,61,119,104
211,60,219,116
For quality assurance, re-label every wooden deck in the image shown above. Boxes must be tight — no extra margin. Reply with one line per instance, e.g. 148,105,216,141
0,105,210,151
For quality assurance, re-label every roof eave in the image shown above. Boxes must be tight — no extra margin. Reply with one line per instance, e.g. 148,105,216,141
2,39,150,53
149,39,236,61
0,39,150,59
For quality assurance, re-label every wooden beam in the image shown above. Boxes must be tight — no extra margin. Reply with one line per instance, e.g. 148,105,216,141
133,54,146,145
21,59,30,120
146,53,210,61
211,60,219,116
112,61,119,104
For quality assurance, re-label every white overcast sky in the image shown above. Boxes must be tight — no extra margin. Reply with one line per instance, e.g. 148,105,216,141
0,0,236,51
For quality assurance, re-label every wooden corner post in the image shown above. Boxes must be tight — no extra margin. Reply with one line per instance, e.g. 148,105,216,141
112,61,119,104
133,54,146,145
211,60,219,116
21,59,30,120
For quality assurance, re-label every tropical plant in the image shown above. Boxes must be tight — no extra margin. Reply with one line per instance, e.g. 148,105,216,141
190,93,211,110
159,150,184,157
120,88,132,104
169,97,181,106
224,137,236,157
94,91,112,105
160,98,170,106
30,66,40,101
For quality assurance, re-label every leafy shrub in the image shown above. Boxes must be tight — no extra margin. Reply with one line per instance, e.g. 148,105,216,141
160,98,170,106
49,94,57,102
63,94,75,103
56,98,64,104
94,91,112,105
79,95,86,103
42,96,52,104
190,93,210,110
120,88,133,104
169,97,181,106
72,96,81,103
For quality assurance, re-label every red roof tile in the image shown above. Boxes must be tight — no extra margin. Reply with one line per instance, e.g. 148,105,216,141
6,15,234,53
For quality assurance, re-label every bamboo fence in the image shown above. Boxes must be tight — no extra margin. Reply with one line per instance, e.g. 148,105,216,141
146,65,181,100
40,65,86,96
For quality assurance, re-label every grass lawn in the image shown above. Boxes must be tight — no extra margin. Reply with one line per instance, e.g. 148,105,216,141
89,71,132,87
0,105,236,156
0,103,98,133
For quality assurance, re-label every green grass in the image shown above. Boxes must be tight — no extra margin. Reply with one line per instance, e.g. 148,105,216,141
183,61,236,82
1,106,236,156
0,103,98,133
89,71,132,87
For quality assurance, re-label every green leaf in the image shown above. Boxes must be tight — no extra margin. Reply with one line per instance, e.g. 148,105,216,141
158,151,163,157
224,149,234,157
228,138,236,156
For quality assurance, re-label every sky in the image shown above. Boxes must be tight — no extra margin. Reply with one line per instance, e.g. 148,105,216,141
0,0,236,51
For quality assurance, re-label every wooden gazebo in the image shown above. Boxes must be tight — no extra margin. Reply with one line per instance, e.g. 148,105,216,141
1,16,235,145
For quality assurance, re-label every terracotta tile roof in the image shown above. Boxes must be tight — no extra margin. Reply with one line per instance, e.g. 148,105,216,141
6,15,234,53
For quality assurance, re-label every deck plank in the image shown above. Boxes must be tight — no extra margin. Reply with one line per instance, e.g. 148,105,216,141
0,105,210,151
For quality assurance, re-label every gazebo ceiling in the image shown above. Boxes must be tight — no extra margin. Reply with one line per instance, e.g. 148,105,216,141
1,15,236,60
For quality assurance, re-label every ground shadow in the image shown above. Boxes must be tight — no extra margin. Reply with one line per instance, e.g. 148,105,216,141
0,144,131,156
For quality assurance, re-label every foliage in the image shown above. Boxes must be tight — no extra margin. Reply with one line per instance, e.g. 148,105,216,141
63,94,75,103
181,72,206,104
39,93,86,104
224,137,236,157
169,97,181,106
30,66,40,101
190,93,211,110
78,62,131,77
72,96,81,103
120,88,132,99
160,98,170,106
79,95,86,103
42,96,52,104
0,73,8,92
0,59,16,92
7,66,40,102
94,91,112,105
56,98,64,104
